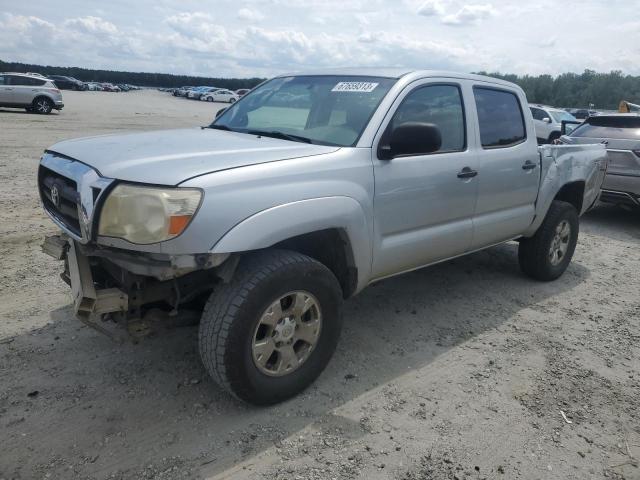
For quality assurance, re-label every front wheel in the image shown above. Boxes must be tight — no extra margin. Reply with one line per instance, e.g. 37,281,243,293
518,200,579,281
199,250,343,405
229,97,236,103
206,97,213,102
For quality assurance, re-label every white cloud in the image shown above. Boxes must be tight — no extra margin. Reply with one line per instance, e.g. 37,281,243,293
237,8,265,22
417,0,445,16
0,2,639,78
442,4,496,26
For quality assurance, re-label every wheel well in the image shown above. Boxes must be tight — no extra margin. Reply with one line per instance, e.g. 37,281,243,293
32,95,52,105
554,181,585,212
273,229,357,298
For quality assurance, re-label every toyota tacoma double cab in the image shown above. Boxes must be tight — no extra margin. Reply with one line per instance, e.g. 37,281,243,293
39,69,607,404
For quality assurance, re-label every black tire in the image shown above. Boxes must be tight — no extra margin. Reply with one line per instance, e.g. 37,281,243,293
32,97,53,114
199,249,343,405
518,200,579,281
548,131,561,144
206,97,213,102
229,98,236,103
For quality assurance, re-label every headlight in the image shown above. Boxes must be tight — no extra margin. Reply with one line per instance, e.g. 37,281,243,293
98,184,202,244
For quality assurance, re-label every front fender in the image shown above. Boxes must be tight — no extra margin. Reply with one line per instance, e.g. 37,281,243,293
211,196,372,292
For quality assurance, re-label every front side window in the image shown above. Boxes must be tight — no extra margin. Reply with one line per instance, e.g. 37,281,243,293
389,84,466,153
474,87,526,148
213,75,397,146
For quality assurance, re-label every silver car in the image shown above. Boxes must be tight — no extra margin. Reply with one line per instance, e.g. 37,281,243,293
562,113,640,208
529,104,578,144
0,72,64,114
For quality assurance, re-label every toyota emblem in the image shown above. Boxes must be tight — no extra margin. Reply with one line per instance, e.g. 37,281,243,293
51,185,60,208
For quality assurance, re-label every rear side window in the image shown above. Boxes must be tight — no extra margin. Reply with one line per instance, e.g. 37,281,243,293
474,87,526,148
390,84,466,152
10,76,46,86
570,116,640,139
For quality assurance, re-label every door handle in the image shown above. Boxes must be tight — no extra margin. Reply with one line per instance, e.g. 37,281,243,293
522,161,537,170
457,167,478,179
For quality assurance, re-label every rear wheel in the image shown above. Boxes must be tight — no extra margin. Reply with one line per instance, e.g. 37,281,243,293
518,200,579,281
198,250,343,405
206,97,213,102
32,97,53,114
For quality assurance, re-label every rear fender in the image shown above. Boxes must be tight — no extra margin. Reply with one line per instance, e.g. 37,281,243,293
524,144,607,236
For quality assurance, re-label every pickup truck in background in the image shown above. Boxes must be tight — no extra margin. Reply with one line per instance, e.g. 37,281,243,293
39,69,607,404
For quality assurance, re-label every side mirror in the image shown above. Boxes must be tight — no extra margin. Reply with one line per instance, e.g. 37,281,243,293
378,122,442,160
215,107,227,119
542,117,552,123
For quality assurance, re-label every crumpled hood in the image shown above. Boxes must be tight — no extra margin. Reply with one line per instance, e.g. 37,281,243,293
47,128,339,185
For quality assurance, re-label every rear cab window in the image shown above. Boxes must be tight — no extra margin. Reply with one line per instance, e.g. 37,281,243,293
474,87,526,148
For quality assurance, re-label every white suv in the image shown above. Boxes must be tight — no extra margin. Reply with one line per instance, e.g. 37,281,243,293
529,104,577,144
0,72,64,114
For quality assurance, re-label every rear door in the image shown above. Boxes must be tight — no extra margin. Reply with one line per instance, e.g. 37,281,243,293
470,86,539,249
11,76,46,104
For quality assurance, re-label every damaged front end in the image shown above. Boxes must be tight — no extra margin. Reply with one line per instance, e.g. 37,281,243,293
42,234,232,342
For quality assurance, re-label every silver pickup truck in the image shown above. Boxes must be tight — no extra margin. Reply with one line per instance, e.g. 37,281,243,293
39,69,607,404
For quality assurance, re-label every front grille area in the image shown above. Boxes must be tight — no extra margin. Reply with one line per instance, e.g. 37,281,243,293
39,166,82,235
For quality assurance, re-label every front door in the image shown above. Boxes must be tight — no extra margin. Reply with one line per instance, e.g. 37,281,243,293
371,80,479,279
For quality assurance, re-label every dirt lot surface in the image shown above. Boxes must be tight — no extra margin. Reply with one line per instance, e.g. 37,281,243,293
1,90,639,480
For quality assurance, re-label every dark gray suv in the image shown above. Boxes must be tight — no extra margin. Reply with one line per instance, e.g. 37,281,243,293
0,72,64,114
562,114,640,207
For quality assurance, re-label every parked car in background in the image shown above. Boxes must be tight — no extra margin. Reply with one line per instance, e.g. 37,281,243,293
173,86,194,97
101,83,120,92
561,114,640,208
117,84,130,92
235,88,250,97
529,104,579,144
201,89,239,103
0,72,64,114
47,75,87,91
38,69,607,405
86,82,103,91
571,108,599,120
187,86,219,100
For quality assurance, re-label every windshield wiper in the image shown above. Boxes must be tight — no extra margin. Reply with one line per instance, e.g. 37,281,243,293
205,124,233,131
247,130,313,144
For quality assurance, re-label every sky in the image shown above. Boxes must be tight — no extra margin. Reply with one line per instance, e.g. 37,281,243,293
1,0,639,79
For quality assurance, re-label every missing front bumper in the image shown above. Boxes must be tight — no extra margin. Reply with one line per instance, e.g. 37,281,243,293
42,235,129,318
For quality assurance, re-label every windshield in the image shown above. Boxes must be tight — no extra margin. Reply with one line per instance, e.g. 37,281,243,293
550,110,577,123
211,75,397,146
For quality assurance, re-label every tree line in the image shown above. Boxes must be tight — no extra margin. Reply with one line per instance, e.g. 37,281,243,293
0,60,265,91
478,70,640,110
2,60,638,110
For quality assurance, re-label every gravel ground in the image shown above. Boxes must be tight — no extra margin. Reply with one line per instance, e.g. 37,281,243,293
0,90,639,480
